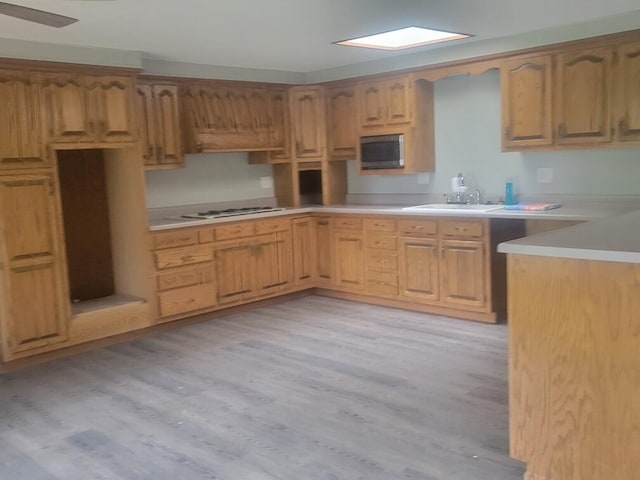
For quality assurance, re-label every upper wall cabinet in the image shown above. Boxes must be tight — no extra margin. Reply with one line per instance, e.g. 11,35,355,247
290,86,326,160
137,82,183,169
248,88,291,164
615,41,640,143
326,84,357,160
358,75,412,129
554,47,614,145
40,73,137,146
181,82,275,153
500,41,640,150
501,55,553,149
0,69,48,170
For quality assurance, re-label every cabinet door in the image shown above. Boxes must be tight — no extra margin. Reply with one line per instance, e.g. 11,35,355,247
254,231,293,296
136,84,158,166
334,231,365,291
555,48,614,144
616,42,640,142
291,87,326,159
0,174,68,359
315,217,333,284
359,80,386,128
327,85,357,160
85,75,137,144
153,85,183,166
440,239,486,309
399,237,439,302
214,240,255,304
501,55,553,148
386,77,412,125
292,217,316,286
40,73,94,143
267,88,291,161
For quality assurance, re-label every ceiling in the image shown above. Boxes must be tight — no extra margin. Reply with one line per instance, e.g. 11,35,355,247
1,0,640,75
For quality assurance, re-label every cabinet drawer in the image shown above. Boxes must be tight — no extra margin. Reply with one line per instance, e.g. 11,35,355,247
334,217,363,230
153,230,198,250
366,271,399,296
198,228,215,244
367,253,398,272
366,233,397,251
255,218,288,235
154,245,214,270
157,265,213,291
158,283,217,317
364,218,396,232
215,222,255,240
398,219,437,236
440,220,483,238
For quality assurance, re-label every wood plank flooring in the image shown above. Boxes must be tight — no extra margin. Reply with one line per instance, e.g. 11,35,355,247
0,296,525,479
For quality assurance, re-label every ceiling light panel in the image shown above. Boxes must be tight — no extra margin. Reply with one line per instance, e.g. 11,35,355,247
336,26,471,50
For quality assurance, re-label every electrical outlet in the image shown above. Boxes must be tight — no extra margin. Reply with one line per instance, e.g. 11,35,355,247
536,167,553,184
259,176,274,189
416,173,430,185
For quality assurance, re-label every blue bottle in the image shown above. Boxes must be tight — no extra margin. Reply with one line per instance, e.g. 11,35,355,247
505,179,516,205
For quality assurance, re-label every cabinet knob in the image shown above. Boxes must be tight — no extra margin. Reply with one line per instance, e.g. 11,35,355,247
557,123,567,138
619,118,629,135
181,255,193,262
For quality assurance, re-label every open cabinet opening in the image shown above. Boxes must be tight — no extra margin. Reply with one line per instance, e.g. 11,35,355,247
298,169,323,205
58,150,115,302
56,149,150,316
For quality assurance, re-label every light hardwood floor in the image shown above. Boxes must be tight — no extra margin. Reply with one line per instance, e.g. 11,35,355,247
0,296,524,479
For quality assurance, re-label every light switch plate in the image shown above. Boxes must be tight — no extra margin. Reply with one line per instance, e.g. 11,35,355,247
260,176,274,189
536,167,553,184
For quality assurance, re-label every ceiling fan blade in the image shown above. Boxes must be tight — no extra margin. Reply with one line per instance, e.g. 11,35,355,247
0,2,78,27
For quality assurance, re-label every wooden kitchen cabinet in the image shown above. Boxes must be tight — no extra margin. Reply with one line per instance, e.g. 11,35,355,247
181,82,272,152
439,220,488,309
151,228,217,320
214,218,293,304
292,217,316,286
364,218,398,297
326,84,357,160
0,173,69,360
39,72,137,146
290,86,327,159
358,75,412,129
501,55,554,149
315,216,333,284
248,87,292,164
554,47,614,145
615,41,640,142
0,69,48,170
397,218,439,303
333,217,365,291
137,82,183,169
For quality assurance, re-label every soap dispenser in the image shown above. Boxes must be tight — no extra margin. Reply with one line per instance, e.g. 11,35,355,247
505,178,516,205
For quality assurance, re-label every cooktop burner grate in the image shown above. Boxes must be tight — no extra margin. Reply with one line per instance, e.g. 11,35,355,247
181,206,284,219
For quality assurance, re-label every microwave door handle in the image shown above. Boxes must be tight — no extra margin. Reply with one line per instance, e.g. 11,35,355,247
398,135,405,167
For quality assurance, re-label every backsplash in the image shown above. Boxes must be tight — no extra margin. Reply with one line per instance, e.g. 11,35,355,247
145,153,274,208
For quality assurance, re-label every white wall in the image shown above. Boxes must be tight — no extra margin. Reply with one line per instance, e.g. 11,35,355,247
348,70,640,201
145,153,274,208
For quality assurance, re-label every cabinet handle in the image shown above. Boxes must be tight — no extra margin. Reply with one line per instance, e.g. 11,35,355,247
147,145,154,159
157,145,163,159
181,255,194,262
504,126,512,139
557,123,567,138
412,225,424,230
619,118,629,135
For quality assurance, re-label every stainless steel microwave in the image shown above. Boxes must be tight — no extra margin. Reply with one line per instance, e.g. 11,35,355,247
360,134,405,170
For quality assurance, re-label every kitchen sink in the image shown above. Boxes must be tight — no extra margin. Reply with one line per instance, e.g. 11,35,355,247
401,204,504,213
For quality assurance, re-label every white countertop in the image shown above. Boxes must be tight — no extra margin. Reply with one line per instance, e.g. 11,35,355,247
497,209,640,263
148,203,623,231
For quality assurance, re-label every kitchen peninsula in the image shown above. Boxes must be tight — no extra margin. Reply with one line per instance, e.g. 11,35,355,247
498,212,640,480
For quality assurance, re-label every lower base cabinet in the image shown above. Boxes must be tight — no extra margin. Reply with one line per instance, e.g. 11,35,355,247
334,225,366,291
398,236,439,302
0,173,69,360
440,239,486,309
